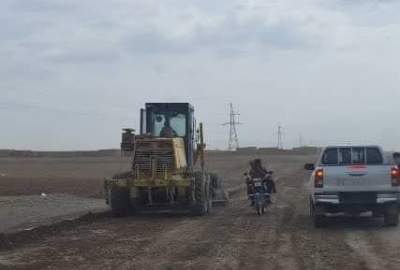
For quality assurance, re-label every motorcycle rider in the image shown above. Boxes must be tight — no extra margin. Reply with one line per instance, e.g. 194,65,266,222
249,159,277,194
246,159,277,205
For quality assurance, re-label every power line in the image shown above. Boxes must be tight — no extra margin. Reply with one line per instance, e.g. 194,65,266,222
222,103,241,151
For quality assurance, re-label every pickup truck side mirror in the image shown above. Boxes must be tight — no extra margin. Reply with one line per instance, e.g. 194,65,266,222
304,163,315,171
244,172,248,176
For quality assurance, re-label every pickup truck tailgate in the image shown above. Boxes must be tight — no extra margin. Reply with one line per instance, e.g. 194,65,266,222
323,165,393,192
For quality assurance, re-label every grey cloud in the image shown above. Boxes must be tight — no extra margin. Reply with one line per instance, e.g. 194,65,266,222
121,15,314,57
9,0,76,13
122,30,189,54
45,47,121,64
0,0,352,68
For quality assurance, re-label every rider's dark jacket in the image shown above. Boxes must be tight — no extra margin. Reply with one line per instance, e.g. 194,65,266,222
249,167,268,179
249,166,277,193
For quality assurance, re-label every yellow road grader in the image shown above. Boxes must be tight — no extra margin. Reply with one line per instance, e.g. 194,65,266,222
104,103,227,216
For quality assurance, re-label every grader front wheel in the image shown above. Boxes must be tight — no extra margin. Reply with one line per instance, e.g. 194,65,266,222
109,186,131,217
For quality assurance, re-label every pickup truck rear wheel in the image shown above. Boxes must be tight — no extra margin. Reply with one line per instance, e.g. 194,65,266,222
311,200,326,228
309,198,313,217
384,204,399,227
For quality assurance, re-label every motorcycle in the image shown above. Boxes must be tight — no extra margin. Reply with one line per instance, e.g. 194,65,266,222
245,172,273,215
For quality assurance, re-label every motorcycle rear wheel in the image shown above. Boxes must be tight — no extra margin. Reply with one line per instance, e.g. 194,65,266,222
256,205,261,215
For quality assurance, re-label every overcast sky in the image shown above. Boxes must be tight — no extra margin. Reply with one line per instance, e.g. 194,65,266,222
1,0,400,151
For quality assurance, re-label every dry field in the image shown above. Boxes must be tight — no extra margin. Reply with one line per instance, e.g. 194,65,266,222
1,151,400,270
0,156,131,197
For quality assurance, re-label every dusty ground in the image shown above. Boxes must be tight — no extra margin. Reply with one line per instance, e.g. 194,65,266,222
1,152,400,270
0,194,106,233
0,156,131,197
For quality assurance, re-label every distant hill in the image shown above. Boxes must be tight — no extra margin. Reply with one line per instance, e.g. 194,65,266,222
0,146,322,158
0,149,121,158
235,146,321,155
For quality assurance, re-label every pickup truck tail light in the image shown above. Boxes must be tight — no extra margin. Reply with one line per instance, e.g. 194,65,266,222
391,167,400,186
314,168,324,188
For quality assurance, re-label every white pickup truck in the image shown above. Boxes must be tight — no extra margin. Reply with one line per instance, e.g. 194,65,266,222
305,146,400,227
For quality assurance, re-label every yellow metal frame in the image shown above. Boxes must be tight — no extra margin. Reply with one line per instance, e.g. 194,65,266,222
127,137,192,188
133,176,192,187
106,125,206,190
105,175,192,188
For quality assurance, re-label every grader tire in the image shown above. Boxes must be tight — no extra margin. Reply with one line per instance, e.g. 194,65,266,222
206,174,212,214
110,187,131,217
209,173,228,206
193,172,209,216
209,173,221,189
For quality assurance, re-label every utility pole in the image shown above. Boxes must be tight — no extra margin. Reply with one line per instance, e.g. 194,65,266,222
277,124,283,150
222,103,241,151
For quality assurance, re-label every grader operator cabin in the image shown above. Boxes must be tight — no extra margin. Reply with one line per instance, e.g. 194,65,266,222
104,103,227,216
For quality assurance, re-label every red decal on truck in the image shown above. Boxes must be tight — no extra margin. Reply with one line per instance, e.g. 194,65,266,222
348,165,367,170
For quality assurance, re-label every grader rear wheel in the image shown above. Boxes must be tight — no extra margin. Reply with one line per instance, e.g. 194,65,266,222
206,174,212,213
193,172,210,216
209,173,228,206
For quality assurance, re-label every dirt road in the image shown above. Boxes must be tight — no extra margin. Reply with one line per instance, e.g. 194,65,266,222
1,154,400,270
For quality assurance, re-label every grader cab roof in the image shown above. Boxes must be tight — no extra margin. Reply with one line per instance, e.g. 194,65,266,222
145,103,194,111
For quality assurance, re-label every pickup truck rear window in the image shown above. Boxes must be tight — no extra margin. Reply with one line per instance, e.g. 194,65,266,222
366,147,383,164
321,147,383,165
352,147,365,164
322,148,338,165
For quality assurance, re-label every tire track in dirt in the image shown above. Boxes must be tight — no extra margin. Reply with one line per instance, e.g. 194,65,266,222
344,227,400,270
123,198,268,270
273,169,377,270
0,215,194,270
345,232,386,270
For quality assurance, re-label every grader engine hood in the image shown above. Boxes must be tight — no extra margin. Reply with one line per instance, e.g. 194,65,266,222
133,137,187,181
